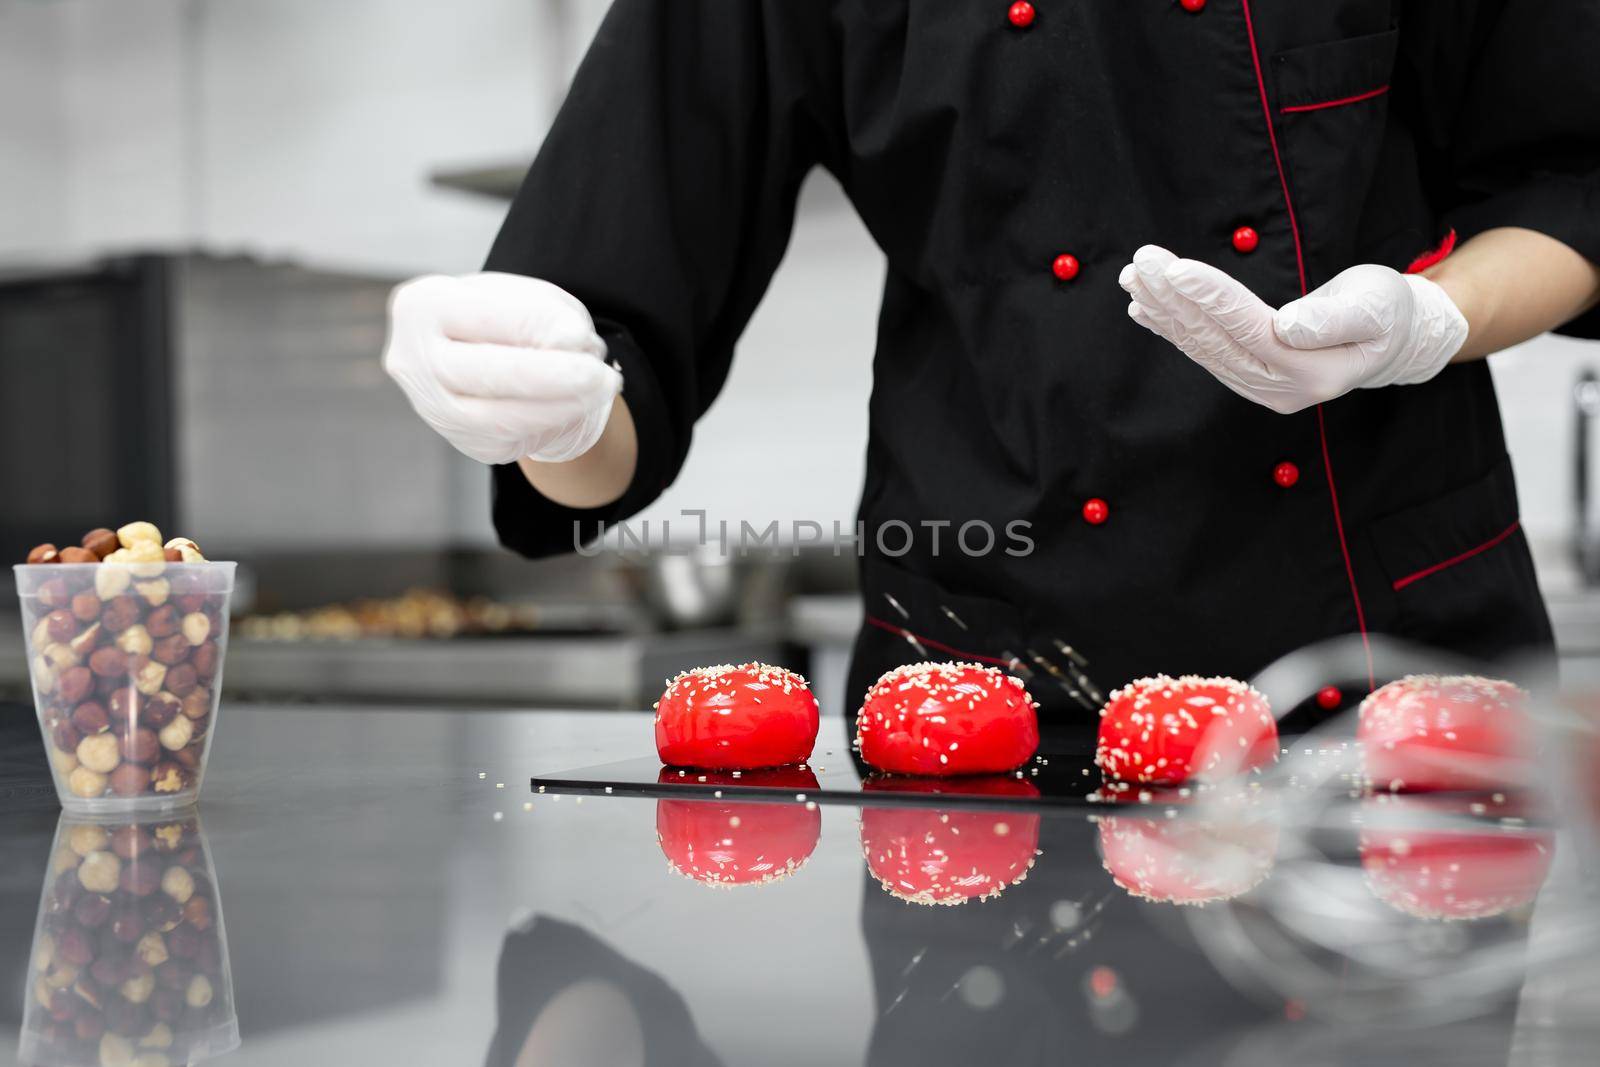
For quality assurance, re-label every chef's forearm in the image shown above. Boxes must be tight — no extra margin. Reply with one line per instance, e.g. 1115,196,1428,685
1427,227,1600,361
517,396,638,509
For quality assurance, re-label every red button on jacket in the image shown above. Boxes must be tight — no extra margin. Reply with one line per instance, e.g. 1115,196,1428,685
1052,253,1080,281
1232,226,1260,254
1008,2,1036,28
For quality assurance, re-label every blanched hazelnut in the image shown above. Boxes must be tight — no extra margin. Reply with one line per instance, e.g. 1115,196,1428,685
77,733,122,774
77,851,121,894
52,844,81,875
27,542,60,564
30,614,55,649
151,634,189,666
132,1051,171,1067
110,763,151,796
185,972,213,1008
120,971,155,1004
139,1022,173,1050
157,716,192,751
159,866,194,904
116,625,154,657
33,653,59,694
99,1031,136,1067
83,527,120,559
46,960,81,989
68,765,109,799
117,522,163,549
67,824,110,856
59,545,98,563
69,621,104,659
51,747,80,777
133,576,170,604
45,609,80,644
95,565,133,600
136,932,169,968
150,764,187,794
181,613,212,648
152,823,186,851
59,665,95,703
134,660,168,696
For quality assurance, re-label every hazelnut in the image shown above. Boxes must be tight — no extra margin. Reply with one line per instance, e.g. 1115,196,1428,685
179,612,211,646
171,745,202,770
177,686,208,718
156,716,192,751
139,1022,173,1050
45,958,81,988
163,546,184,562
67,765,108,798
110,686,146,722
59,546,97,565
59,665,95,703
44,640,82,671
75,892,113,929
134,660,167,696
119,727,159,764
99,591,145,632
95,565,133,600
45,609,80,644
38,576,73,609
181,895,212,931
109,763,152,796
71,590,104,622
69,621,104,659
117,522,164,549
165,665,198,699
109,905,144,943
143,894,182,933
191,642,220,681
121,860,162,898
77,733,122,774
148,987,182,1022
89,952,129,986
104,995,146,1036
173,593,207,614
135,932,169,968
184,973,213,1008
77,851,121,894
144,605,179,638
126,543,166,580
100,1032,136,1067
133,576,170,605
159,866,194,904
150,764,187,794
82,528,120,559
72,700,111,735
151,634,189,666
57,925,95,967
27,542,60,564
67,824,110,856
116,625,154,657
88,646,128,678
112,825,152,859
142,692,179,728
52,844,81,877
120,971,155,1005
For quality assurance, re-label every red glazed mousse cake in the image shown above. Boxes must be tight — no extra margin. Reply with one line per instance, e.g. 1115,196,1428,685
855,661,1040,777
655,663,819,770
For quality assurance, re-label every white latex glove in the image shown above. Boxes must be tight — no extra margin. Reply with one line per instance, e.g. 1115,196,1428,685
1119,245,1469,414
383,272,623,464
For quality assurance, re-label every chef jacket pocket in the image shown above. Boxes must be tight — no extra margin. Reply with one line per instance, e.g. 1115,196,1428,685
1367,456,1550,659
1270,28,1400,287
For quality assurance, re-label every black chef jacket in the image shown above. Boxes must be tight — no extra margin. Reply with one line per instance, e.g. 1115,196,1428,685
486,0,1600,735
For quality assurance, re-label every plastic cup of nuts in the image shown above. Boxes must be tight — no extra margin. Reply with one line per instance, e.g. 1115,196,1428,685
16,523,235,813
19,811,240,1067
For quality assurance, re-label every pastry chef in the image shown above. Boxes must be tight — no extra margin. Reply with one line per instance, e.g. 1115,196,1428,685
385,0,1600,735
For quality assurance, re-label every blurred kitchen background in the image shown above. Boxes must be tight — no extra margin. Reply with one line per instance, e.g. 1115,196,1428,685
2,0,1598,706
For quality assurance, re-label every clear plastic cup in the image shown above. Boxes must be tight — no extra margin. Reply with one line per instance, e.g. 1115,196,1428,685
14,561,236,813
18,811,240,1066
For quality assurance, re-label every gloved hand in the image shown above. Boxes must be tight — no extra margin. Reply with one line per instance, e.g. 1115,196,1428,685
1119,245,1469,414
383,272,623,464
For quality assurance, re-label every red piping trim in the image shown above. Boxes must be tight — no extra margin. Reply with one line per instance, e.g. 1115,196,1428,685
1406,229,1458,275
864,615,1013,668
1239,0,1307,295
1240,0,1374,689
1391,520,1521,591
1281,85,1390,114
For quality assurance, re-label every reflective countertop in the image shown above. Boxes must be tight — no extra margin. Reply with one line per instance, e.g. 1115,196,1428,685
1,702,1596,1067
